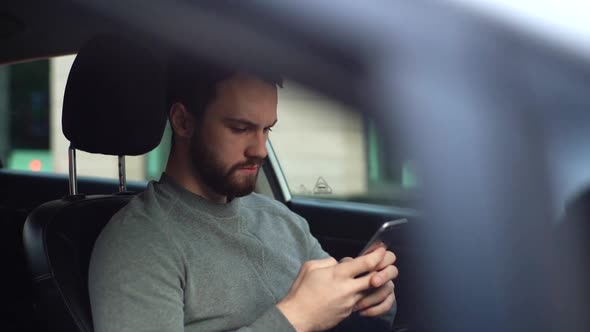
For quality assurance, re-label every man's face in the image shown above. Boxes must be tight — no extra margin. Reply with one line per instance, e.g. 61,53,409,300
189,74,278,198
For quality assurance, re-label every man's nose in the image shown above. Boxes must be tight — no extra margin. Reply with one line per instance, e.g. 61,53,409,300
245,131,268,159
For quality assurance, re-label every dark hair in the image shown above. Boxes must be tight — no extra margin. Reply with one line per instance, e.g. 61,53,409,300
165,53,283,120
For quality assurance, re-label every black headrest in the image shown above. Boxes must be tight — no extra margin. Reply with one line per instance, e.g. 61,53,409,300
62,34,166,156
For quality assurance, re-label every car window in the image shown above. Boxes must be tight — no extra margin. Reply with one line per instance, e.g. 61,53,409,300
0,56,169,181
1,57,416,206
270,81,418,207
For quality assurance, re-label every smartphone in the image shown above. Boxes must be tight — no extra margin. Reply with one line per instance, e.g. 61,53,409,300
357,218,408,256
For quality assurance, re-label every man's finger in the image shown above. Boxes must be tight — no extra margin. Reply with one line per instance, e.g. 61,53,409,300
351,275,376,303
354,281,394,312
339,257,353,263
370,264,398,288
335,247,385,278
375,251,396,271
350,270,379,294
359,292,396,317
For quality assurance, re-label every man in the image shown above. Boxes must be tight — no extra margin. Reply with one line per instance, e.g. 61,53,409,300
89,55,398,331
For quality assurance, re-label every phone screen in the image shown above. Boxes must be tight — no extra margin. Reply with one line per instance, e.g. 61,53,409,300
358,218,407,256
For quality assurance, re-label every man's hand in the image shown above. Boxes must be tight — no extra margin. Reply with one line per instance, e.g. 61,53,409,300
276,248,388,332
348,250,397,317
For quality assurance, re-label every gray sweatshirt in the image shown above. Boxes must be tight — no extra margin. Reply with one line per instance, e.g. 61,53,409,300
89,174,394,331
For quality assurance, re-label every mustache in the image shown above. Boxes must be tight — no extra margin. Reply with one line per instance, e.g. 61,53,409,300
228,158,266,174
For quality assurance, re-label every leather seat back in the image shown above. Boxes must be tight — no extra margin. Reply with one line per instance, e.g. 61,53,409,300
25,196,133,331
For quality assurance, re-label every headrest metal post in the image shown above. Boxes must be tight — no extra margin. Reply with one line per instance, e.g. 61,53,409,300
118,155,127,193
68,145,78,195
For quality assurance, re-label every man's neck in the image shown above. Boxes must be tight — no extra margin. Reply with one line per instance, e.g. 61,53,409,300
164,152,227,204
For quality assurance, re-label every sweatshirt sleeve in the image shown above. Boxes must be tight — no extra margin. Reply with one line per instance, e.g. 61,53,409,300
229,306,296,332
296,215,331,260
89,215,186,332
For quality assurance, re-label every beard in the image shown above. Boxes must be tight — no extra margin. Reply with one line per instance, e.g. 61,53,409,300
189,134,264,199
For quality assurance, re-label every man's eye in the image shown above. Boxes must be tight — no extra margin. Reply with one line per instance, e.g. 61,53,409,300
264,128,273,133
230,127,248,133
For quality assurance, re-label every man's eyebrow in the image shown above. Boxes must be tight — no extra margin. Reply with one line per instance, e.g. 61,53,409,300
223,118,278,128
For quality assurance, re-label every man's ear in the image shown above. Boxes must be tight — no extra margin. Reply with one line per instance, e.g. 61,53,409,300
169,103,195,139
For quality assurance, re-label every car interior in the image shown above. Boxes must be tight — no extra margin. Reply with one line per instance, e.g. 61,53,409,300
1,3,417,332
2,1,590,332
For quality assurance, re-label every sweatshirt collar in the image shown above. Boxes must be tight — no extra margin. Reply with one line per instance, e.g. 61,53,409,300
157,173,241,218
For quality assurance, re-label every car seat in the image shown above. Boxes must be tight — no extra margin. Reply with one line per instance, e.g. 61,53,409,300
22,34,167,332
